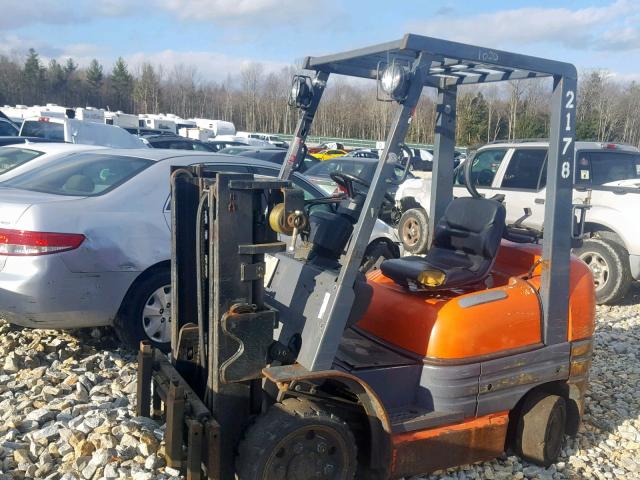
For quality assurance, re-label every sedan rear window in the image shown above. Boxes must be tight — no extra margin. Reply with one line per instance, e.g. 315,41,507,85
20,120,64,141
0,147,44,174
3,153,152,196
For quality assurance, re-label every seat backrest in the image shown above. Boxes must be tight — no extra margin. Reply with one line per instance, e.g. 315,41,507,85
431,197,506,260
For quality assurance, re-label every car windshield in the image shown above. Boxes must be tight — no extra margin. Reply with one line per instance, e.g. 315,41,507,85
20,120,65,141
2,153,152,196
0,147,45,175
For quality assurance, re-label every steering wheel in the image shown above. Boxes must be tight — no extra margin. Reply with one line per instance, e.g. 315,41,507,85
463,156,483,199
330,172,395,203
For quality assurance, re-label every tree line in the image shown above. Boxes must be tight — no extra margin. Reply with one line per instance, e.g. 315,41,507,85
1,49,639,147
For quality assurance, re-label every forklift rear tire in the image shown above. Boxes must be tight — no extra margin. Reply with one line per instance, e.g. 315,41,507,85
398,208,429,254
574,238,631,305
114,268,171,352
515,391,566,467
236,398,358,480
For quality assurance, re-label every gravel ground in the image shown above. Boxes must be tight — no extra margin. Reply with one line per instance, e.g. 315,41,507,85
0,288,637,479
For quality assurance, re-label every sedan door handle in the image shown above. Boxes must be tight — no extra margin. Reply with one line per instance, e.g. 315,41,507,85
534,198,545,205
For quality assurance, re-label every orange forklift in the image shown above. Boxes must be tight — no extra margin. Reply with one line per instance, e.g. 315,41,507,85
137,34,595,479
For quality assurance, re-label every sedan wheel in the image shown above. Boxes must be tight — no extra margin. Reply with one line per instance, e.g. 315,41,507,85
142,285,172,344
114,268,172,351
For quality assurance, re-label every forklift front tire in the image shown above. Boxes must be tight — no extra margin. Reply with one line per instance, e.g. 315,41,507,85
236,397,358,480
515,391,567,467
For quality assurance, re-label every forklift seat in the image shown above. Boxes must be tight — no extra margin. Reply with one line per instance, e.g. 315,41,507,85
381,197,506,289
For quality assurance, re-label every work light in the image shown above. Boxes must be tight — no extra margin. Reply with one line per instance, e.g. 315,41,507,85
288,75,313,109
379,62,408,101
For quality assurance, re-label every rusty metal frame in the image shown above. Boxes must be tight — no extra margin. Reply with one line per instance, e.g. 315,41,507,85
136,341,221,479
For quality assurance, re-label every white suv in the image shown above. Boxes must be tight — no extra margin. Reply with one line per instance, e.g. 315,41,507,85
395,141,640,304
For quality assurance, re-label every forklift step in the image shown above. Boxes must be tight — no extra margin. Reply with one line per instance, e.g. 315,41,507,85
389,406,464,434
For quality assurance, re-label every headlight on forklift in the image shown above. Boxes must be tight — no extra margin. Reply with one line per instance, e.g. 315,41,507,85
379,63,408,100
288,75,313,109
417,269,446,287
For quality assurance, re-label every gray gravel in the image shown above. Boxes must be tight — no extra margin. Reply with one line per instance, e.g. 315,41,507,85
0,288,637,479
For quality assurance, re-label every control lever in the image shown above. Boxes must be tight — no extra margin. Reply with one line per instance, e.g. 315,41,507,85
288,211,306,252
513,207,532,227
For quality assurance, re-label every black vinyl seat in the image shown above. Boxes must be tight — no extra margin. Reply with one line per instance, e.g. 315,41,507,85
381,197,506,289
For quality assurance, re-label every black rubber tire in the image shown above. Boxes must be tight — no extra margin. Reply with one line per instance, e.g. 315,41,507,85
515,391,567,467
114,268,171,352
236,397,358,480
574,238,632,305
360,241,396,273
398,208,429,254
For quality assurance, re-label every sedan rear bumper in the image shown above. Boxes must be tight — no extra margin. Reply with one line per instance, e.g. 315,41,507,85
0,254,138,329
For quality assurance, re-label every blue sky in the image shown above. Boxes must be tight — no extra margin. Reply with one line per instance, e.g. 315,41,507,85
1,0,639,82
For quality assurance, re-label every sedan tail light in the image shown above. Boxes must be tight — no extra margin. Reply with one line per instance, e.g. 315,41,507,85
0,228,85,256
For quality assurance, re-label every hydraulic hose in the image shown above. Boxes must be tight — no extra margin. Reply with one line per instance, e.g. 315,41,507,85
195,190,209,372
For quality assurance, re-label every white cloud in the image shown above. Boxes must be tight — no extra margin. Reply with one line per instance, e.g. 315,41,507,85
157,0,325,24
0,1,82,29
408,0,640,52
124,49,289,81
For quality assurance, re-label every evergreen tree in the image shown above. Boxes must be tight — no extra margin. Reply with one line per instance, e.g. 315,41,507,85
23,48,45,104
46,59,66,104
62,58,78,105
86,59,104,106
110,57,133,111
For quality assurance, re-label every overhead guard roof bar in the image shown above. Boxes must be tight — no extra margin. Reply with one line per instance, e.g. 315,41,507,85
303,33,576,87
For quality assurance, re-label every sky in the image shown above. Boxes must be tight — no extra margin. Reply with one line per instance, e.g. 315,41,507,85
1,0,639,83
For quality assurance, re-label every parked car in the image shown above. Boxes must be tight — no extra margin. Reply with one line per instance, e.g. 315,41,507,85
141,134,218,152
304,156,412,196
312,149,348,161
349,150,379,159
205,140,247,152
0,149,398,351
237,132,288,148
218,145,320,173
395,140,640,304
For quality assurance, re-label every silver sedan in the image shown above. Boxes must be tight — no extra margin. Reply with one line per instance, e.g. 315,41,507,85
0,148,399,350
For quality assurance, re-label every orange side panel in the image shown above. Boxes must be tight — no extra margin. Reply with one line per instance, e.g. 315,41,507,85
426,277,541,359
359,272,541,359
391,412,510,478
360,241,595,360
358,271,448,356
527,256,596,342
392,411,509,445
